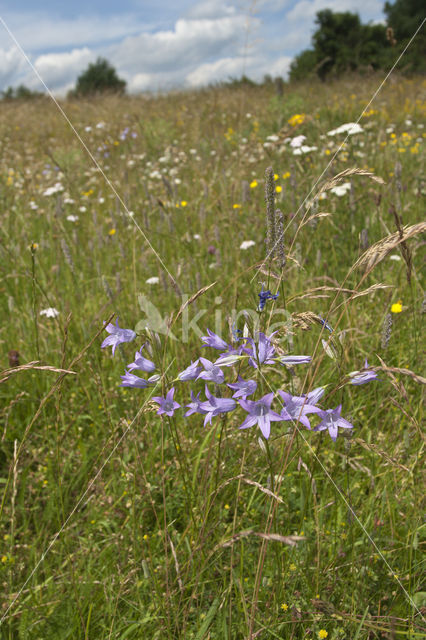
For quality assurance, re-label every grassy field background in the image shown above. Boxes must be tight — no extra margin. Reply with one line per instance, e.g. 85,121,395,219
0,74,425,639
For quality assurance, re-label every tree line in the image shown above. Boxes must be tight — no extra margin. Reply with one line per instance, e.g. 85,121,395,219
289,0,425,81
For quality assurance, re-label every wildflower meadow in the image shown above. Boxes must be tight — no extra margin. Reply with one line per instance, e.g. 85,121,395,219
0,74,425,639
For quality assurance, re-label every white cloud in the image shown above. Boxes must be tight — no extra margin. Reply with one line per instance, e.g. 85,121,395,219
287,0,383,23
185,0,237,19
0,11,152,52
186,56,254,86
29,48,94,90
268,55,293,77
0,47,26,87
111,15,251,75
127,72,153,92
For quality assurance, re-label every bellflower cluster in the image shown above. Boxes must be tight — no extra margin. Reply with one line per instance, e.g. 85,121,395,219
101,318,378,442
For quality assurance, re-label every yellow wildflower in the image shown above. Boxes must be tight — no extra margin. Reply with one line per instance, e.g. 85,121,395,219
108,228,116,236
180,200,187,207
275,185,282,193
250,180,258,188
281,603,288,611
391,301,402,313
318,631,328,639
233,203,242,209
288,113,305,126
282,172,291,179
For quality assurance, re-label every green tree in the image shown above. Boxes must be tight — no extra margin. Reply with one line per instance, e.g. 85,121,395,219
384,0,425,72
73,58,126,96
289,49,318,82
1,84,43,100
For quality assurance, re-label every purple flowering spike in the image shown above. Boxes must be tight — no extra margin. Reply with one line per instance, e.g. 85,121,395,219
152,387,181,417
199,386,236,426
277,390,322,430
227,376,257,399
276,355,312,366
349,359,379,385
197,357,225,384
201,329,229,351
245,332,276,368
178,359,202,381
314,405,354,441
239,393,283,439
120,371,152,388
185,391,208,417
127,346,156,373
101,318,136,356
257,285,279,312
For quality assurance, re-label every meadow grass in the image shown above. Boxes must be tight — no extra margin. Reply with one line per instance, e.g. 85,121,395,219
0,74,424,639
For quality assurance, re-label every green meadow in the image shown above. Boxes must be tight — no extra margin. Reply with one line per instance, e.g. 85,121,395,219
0,74,424,639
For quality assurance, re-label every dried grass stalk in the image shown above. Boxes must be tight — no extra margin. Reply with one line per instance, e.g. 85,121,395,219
215,530,304,550
318,167,385,196
173,281,217,324
352,222,426,273
1,362,77,384
354,438,410,472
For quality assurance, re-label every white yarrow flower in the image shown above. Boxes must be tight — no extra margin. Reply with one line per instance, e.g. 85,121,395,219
146,277,160,285
43,182,64,196
240,240,256,250
40,307,60,318
330,182,351,196
327,123,364,136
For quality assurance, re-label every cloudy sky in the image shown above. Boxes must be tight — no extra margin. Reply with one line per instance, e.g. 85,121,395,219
0,0,385,95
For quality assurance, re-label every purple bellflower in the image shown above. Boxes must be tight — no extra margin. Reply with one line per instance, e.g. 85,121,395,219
257,285,279,312
245,332,276,368
199,386,236,426
277,390,322,429
101,319,136,356
197,357,225,384
349,359,379,385
318,315,333,333
276,355,312,366
127,347,156,373
239,393,283,439
120,371,152,388
305,387,325,404
231,324,244,342
314,405,354,441
178,359,202,381
185,391,208,417
201,329,229,351
227,376,257,399
152,387,181,417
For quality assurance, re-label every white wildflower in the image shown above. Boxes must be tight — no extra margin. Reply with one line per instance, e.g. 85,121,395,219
40,307,59,318
240,240,256,250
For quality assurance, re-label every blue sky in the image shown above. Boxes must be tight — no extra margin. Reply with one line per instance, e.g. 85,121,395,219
0,0,385,95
